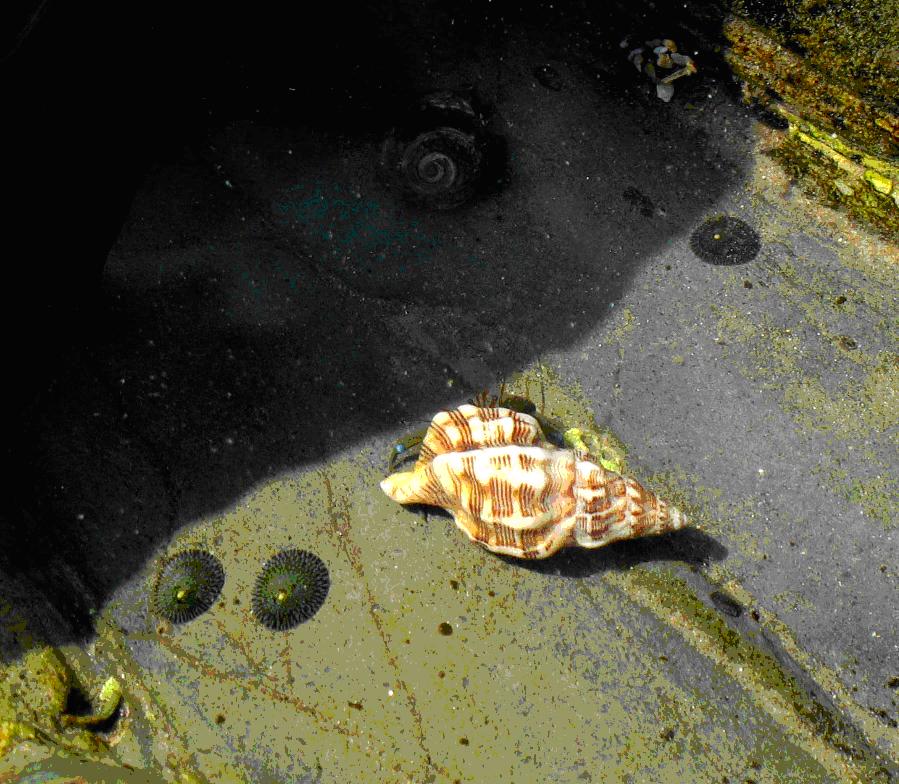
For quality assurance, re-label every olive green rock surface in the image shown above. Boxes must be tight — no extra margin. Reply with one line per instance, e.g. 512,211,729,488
4,433,886,780
124,451,890,782
3,372,895,782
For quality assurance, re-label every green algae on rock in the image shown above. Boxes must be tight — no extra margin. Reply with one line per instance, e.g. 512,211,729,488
0,646,121,761
724,14,899,235
712,302,898,527
39,360,891,782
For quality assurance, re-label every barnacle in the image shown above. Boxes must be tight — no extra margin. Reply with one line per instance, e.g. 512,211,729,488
151,550,225,624
251,549,330,631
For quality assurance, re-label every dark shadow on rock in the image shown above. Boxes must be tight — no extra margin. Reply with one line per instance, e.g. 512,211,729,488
398,508,727,577
501,528,728,578
3,0,754,650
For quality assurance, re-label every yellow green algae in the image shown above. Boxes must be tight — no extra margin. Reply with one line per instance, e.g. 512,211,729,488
0,612,209,779
702,164,898,530
770,127,899,237
724,13,898,156
604,305,637,355
501,363,629,474
711,302,897,527
0,643,172,783
112,462,888,782
0,646,106,756
724,9,899,234
3,368,895,781
736,0,899,110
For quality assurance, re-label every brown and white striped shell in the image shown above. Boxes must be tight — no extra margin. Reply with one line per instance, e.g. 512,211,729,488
380,404,688,559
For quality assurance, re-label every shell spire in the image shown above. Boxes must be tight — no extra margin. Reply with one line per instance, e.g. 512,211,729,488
381,405,688,559
570,460,687,550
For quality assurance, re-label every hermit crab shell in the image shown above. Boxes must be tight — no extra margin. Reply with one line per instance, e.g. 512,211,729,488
381,404,688,559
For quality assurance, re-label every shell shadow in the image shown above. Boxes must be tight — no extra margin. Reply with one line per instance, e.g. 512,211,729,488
500,527,728,578
408,505,727,577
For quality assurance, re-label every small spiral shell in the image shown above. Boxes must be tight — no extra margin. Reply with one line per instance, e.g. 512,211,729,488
381,90,493,210
385,126,485,209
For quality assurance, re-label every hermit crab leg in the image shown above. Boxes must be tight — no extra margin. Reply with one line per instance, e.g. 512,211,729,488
387,423,435,473
660,63,697,84
388,435,421,473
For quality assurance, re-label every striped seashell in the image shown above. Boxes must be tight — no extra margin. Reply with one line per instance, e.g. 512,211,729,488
381,404,688,559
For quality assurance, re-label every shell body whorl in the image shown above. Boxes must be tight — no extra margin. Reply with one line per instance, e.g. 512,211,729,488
381,404,688,559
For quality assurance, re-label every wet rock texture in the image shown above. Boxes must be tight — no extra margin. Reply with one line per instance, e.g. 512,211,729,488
3,0,897,781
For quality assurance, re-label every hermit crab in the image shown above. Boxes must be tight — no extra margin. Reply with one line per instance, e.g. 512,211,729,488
381,402,688,559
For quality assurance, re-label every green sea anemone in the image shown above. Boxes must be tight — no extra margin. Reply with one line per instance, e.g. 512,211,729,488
151,549,225,624
251,549,330,630
689,215,760,266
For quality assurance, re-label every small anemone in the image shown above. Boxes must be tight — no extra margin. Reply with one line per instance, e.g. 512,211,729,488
689,215,761,266
151,549,225,624
252,549,330,631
